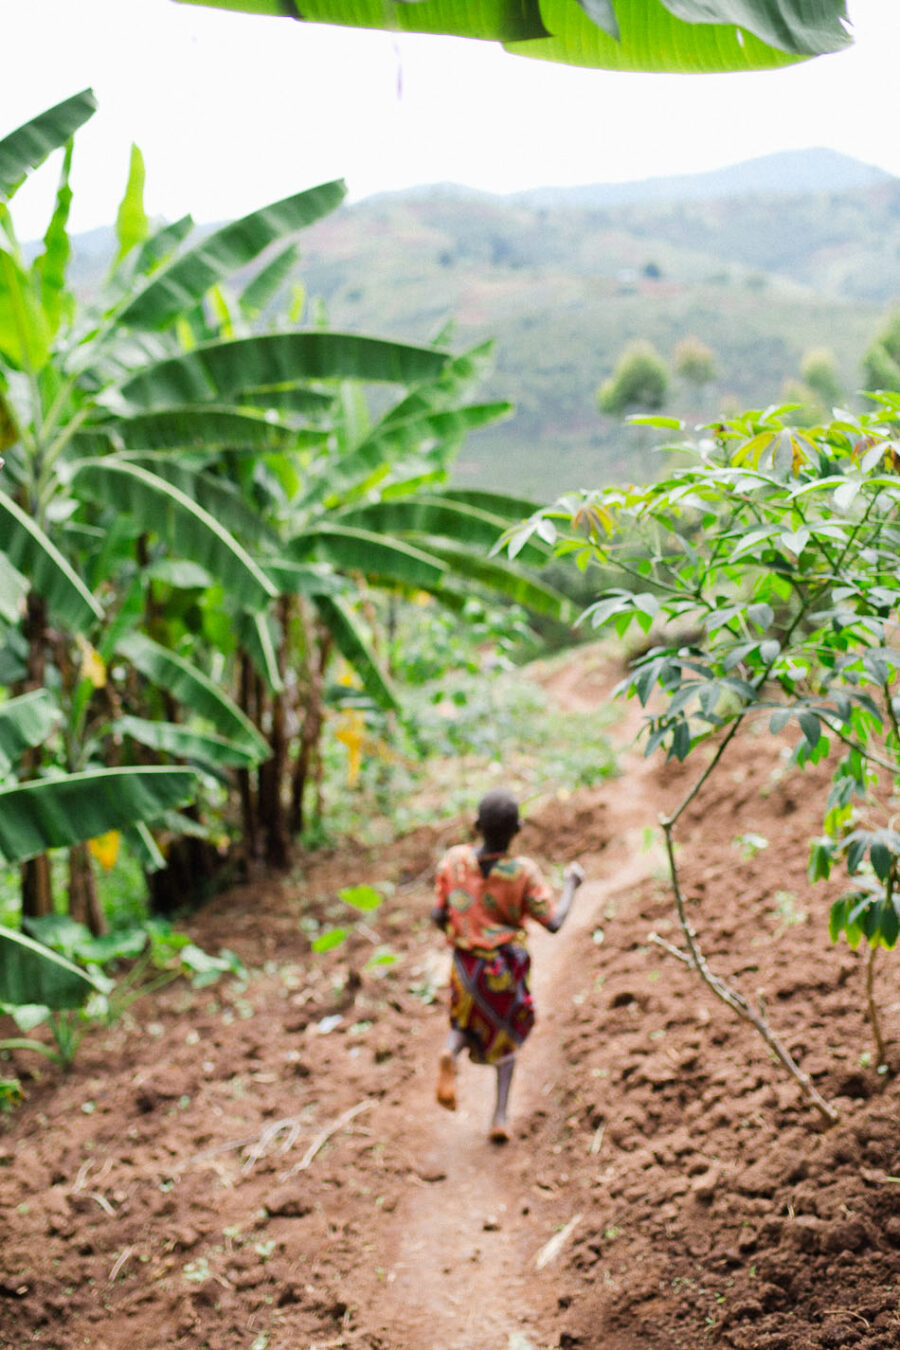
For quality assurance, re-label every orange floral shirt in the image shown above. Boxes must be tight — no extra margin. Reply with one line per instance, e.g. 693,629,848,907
434,844,555,953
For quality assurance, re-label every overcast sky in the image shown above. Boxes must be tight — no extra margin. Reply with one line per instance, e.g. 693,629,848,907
2,1,898,237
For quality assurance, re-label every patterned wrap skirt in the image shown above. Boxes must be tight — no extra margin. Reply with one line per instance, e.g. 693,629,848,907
449,943,535,1065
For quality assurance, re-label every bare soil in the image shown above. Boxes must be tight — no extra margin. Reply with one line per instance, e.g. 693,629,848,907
2,647,898,1350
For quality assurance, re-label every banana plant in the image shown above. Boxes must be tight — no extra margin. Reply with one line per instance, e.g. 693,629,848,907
175,0,851,72
0,91,466,917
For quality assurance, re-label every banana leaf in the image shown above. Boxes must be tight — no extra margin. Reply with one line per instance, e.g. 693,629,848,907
289,525,447,589
312,593,398,711
0,766,197,865
0,89,97,200
116,334,450,411
304,402,513,507
427,542,575,621
232,610,284,694
116,631,270,756
102,406,313,454
175,0,848,68
71,458,277,611
0,248,52,372
0,926,99,1010
120,456,282,551
0,690,61,775
114,715,269,771
0,489,103,631
332,495,549,564
241,243,300,319
113,143,150,267
33,140,74,340
119,180,347,329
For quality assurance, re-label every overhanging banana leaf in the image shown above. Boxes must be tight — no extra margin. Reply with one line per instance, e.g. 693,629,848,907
0,926,99,1010
427,542,576,621
0,489,103,631
0,89,97,200
289,525,447,589
175,0,850,69
0,690,61,776
264,560,344,598
312,593,398,711
440,488,548,520
115,715,269,770
116,630,270,756
70,458,277,611
0,248,52,371
119,180,347,329
237,385,333,416
0,766,197,865
116,334,450,411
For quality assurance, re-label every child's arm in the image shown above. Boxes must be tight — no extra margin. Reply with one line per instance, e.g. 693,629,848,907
546,862,585,933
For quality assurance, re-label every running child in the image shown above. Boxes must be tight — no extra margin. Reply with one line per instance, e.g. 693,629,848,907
431,787,585,1142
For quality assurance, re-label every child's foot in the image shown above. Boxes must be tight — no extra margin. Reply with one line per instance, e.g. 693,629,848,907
489,1117,510,1144
436,1052,457,1111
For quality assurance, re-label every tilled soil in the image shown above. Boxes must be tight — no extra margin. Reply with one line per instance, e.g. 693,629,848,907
1,652,898,1349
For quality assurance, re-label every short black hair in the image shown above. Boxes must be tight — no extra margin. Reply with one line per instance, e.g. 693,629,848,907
476,788,520,842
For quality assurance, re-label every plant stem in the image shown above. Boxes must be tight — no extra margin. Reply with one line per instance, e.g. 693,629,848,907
658,815,839,1125
865,945,887,1070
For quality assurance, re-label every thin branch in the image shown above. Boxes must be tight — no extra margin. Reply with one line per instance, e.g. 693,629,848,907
659,817,838,1125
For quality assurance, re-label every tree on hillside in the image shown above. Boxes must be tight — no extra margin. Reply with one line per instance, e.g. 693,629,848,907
597,339,669,416
801,346,843,408
174,0,851,74
674,336,717,393
861,310,900,393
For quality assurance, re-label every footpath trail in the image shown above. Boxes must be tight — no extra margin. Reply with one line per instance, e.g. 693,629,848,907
355,691,658,1349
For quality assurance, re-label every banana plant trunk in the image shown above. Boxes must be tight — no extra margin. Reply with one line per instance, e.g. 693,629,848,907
68,843,107,936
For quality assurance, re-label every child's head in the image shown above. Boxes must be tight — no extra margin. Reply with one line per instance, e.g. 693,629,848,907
476,788,520,852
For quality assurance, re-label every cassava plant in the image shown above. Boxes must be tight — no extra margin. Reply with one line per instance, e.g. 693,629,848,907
504,399,900,1122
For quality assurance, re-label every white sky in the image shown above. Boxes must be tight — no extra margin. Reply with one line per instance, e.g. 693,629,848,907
2,0,898,237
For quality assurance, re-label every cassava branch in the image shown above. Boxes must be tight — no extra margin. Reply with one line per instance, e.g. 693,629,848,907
655,813,839,1126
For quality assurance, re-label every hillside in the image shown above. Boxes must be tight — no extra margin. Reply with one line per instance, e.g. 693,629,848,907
67,149,900,498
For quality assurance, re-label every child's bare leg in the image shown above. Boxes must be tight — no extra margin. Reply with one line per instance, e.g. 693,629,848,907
489,1055,516,1142
437,1028,466,1111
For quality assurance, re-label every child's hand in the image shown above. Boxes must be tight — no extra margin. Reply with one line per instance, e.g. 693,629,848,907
564,862,585,888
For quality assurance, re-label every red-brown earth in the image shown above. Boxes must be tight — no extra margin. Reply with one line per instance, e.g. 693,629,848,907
1,647,898,1349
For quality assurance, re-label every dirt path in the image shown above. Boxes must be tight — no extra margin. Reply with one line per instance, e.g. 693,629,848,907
357,696,658,1349
2,646,897,1350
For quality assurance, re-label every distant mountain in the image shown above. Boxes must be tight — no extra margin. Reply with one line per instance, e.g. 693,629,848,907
503,149,893,210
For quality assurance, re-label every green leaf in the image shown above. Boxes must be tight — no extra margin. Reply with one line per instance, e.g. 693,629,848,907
0,248,51,371
116,333,449,411
312,927,348,953
0,690,61,775
240,243,300,320
0,767,197,865
105,406,312,454
662,0,850,56
118,181,347,329
116,631,269,757
426,543,574,622
0,89,97,199
0,488,103,631
508,0,826,69
33,139,73,339
113,144,149,266
339,884,382,912
797,709,821,748
115,715,270,771
71,459,277,611
870,840,892,882
313,594,398,711
0,926,98,1010
290,525,447,590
